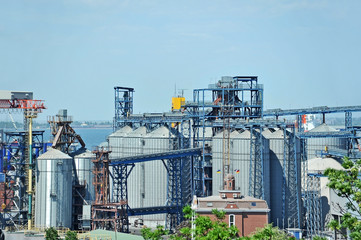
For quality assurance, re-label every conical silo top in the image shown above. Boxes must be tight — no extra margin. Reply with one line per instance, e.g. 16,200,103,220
128,126,147,136
148,126,174,137
213,130,224,139
239,130,251,139
309,123,337,132
70,147,93,158
108,125,133,138
262,129,273,138
307,157,343,172
230,130,242,138
38,148,72,160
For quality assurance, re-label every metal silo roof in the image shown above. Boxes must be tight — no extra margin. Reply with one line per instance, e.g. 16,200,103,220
230,130,241,138
70,147,93,158
148,126,172,137
262,129,273,138
309,123,337,132
38,148,72,160
128,126,147,136
239,130,251,139
307,157,343,172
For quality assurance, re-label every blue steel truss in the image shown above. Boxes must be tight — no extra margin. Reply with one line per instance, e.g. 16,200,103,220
0,131,45,228
248,127,264,199
185,76,264,197
114,87,134,130
305,173,324,238
110,148,201,231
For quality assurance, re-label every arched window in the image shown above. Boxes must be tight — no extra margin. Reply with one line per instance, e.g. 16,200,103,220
229,214,235,227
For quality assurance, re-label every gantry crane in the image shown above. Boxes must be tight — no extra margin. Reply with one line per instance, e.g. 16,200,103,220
0,91,45,230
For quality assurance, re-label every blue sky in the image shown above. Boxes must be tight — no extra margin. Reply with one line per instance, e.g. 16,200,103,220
1,0,360,122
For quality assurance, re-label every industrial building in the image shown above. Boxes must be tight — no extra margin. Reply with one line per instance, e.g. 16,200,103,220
0,77,360,239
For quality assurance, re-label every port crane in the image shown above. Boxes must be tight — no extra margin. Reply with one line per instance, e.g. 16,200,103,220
0,92,45,230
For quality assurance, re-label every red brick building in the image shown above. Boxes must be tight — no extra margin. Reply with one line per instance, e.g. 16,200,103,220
195,174,269,237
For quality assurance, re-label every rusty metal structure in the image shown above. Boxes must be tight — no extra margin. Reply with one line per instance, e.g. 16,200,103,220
91,148,128,232
48,109,85,154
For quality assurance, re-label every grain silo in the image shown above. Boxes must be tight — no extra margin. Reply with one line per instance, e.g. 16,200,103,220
306,157,347,234
107,125,133,202
307,123,346,160
35,148,73,228
142,126,175,226
212,129,270,205
265,129,301,228
108,125,133,159
71,148,95,201
122,126,147,212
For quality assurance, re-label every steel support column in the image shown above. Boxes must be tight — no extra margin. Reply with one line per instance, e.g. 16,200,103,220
248,126,264,199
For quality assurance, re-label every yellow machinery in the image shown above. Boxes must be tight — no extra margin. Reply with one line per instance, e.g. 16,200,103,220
171,97,185,112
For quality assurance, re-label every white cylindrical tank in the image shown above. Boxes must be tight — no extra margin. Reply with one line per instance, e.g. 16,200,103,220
108,125,133,159
142,126,175,225
307,123,346,160
307,157,346,228
212,129,270,205
35,148,73,228
72,148,95,202
265,129,301,228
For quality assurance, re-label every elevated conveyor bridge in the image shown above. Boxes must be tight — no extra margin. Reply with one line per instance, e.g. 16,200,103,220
110,148,202,232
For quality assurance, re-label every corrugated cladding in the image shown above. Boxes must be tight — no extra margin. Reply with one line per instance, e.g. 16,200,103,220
35,148,73,228
307,123,346,160
265,129,301,227
72,148,95,202
108,126,174,223
212,129,270,206
142,126,174,222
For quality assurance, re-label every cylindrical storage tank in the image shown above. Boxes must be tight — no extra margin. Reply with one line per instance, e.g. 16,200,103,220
141,126,175,226
107,125,134,202
122,127,147,217
212,129,270,205
306,157,346,229
71,148,95,202
108,125,133,159
307,123,346,160
265,129,301,228
35,148,73,228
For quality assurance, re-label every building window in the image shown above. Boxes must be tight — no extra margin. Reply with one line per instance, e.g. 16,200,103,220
229,214,235,227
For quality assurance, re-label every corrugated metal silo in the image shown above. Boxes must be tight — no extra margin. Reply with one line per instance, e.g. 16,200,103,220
306,157,346,229
35,148,73,228
123,127,147,211
142,126,175,224
108,125,133,159
212,129,270,205
71,148,95,201
107,125,133,202
266,129,301,228
307,123,346,160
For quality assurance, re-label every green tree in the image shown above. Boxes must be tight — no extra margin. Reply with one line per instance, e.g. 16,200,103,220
141,225,169,240
324,157,361,240
247,224,294,240
45,227,60,240
65,230,78,240
170,206,238,240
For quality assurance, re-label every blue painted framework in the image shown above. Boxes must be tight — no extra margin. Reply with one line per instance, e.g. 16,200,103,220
110,148,201,231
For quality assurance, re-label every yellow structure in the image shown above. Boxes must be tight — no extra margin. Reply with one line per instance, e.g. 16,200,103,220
171,97,185,112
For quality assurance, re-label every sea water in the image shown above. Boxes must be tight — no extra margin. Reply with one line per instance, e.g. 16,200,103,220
41,127,113,149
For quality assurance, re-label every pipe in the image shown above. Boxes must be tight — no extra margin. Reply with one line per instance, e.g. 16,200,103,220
27,117,33,230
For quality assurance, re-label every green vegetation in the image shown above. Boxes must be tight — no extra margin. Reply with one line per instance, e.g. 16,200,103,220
324,157,361,240
65,230,78,240
45,227,60,240
141,205,299,240
141,225,169,240
242,224,295,240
